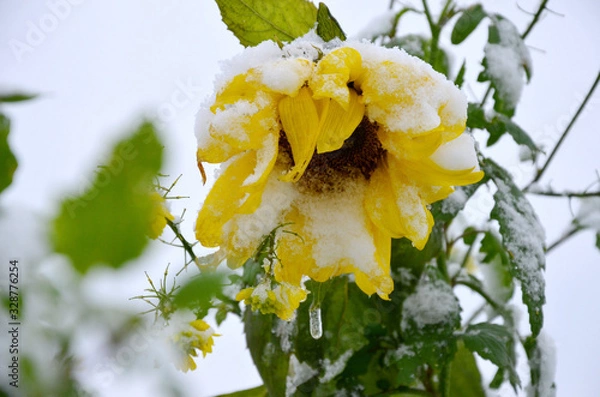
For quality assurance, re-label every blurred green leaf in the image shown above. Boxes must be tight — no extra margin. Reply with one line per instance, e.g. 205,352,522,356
173,273,225,314
217,385,268,397
0,92,38,103
451,4,487,44
454,60,467,88
215,0,317,47
483,159,545,336
316,2,346,42
52,122,163,273
479,232,515,305
596,233,600,250
449,341,485,397
462,323,520,389
0,113,18,194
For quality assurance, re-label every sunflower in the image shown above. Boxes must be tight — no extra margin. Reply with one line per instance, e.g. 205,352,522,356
195,36,483,318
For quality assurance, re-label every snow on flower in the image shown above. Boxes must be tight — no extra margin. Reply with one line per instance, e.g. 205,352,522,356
194,35,483,319
171,317,220,372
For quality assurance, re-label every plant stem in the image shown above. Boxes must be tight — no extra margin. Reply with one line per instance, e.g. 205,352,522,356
455,279,503,313
546,226,583,253
526,190,600,198
527,70,600,188
521,0,549,39
166,218,200,269
439,362,450,397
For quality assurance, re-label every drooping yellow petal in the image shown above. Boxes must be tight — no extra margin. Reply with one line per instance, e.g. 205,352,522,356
316,90,365,153
378,128,443,161
279,87,321,182
365,159,434,250
195,135,278,247
353,223,393,299
311,47,363,109
400,158,483,187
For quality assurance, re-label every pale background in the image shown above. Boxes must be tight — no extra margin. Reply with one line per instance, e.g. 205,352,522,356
1,0,599,396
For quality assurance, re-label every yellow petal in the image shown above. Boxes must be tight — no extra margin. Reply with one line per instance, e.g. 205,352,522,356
365,159,434,249
279,87,320,182
316,90,365,153
195,136,278,247
378,128,443,161
400,158,484,187
211,71,261,112
353,223,393,299
311,47,363,109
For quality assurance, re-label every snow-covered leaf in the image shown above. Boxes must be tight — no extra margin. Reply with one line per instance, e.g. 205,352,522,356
484,159,546,336
316,2,346,42
461,323,520,389
215,0,317,47
524,334,557,397
52,122,163,273
478,16,532,117
0,113,17,195
401,265,460,366
451,4,487,44
384,344,423,386
449,341,485,397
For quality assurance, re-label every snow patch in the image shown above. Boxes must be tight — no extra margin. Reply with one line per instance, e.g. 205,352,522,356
286,354,318,396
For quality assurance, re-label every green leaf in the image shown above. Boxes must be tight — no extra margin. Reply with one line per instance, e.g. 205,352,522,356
0,92,38,103
596,233,600,250
484,159,546,336
173,273,225,314
52,122,163,273
385,345,423,386
244,310,290,397
451,4,487,44
468,103,539,155
454,60,467,88
216,385,268,397
316,2,346,42
0,113,18,194
461,323,520,388
449,341,485,397
215,0,318,47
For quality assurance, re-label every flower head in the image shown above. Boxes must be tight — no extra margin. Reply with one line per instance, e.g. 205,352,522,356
195,36,483,316
174,318,220,372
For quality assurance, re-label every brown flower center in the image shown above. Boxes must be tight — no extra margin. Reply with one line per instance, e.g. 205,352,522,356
278,117,386,193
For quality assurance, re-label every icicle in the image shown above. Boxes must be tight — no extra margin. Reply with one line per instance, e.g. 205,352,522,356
309,305,322,340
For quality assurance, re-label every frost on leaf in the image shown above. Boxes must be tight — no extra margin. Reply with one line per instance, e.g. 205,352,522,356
486,160,545,336
479,16,532,117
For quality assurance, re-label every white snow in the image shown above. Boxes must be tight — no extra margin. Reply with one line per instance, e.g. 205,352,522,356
274,318,296,353
286,354,318,396
526,331,557,397
483,18,532,111
349,41,467,135
319,350,353,383
441,188,468,215
257,58,312,96
430,133,480,171
401,277,460,331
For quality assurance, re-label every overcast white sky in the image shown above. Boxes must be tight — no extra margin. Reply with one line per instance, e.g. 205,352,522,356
1,0,599,396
